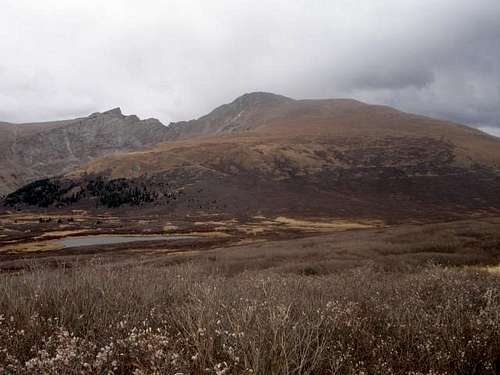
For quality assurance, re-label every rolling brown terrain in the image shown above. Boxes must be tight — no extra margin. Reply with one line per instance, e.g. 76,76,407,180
5,92,500,220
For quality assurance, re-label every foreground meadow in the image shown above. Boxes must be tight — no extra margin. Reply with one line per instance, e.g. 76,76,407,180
0,260,499,374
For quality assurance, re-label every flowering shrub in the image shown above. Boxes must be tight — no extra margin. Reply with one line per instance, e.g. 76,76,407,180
0,263,499,374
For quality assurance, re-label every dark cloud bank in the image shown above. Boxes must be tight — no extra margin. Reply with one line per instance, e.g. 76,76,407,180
1,0,499,136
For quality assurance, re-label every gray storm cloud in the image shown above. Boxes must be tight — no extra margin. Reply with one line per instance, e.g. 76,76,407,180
0,0,499,134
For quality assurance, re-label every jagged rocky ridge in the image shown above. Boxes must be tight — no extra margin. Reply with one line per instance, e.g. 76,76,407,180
0,108,171,195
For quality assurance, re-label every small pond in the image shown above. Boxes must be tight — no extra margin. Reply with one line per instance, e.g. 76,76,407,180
58,235,195,248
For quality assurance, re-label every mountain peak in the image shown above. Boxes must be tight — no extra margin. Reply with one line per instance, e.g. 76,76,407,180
88,107,124,119
102,107,123,116
231,92,293,107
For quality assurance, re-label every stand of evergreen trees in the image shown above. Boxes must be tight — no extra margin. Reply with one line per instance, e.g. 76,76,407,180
5,179,76,208
5,177,161,209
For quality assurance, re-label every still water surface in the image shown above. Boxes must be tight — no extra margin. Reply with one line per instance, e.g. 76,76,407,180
58,235,194,248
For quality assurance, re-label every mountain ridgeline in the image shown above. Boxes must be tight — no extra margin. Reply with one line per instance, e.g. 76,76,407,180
0,93,295,195
3,92,500,219
0,108,172,195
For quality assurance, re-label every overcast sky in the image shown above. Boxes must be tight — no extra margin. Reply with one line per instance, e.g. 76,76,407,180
1,0,499,136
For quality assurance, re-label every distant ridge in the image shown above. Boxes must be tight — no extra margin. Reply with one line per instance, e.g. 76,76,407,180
5,92,500,219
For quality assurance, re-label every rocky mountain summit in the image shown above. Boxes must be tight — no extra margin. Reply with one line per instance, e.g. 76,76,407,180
166,92,295,139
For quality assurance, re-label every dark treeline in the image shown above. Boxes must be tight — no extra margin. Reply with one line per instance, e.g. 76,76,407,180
4,177,168,209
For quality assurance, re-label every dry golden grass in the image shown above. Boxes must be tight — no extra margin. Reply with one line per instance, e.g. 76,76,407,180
188,216,379,237
35,230,90,239
194,220,235,226
181,231,231,238
274,216,377,231
0,240,62,254
163,224,179,232
468,264,500,274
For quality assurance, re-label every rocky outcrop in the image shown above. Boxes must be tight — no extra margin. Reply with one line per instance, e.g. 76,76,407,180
0,108,171,194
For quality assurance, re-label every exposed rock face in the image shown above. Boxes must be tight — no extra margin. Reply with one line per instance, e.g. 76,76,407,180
0,108,171,194
166,92,295,140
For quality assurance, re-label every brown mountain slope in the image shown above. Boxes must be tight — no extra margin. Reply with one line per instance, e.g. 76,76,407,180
5,93,500,219
76,93,500,182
